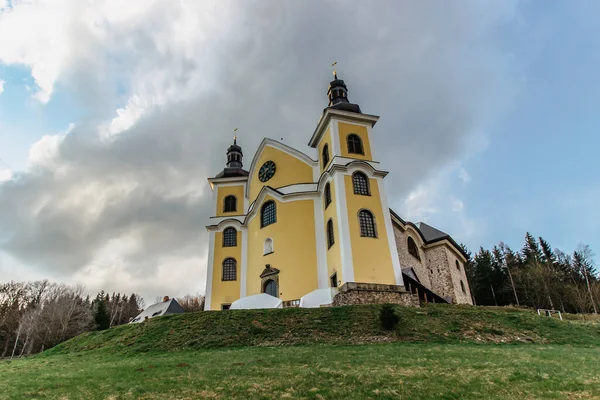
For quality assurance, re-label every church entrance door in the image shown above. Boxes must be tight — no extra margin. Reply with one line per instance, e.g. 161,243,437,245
264,279,278,298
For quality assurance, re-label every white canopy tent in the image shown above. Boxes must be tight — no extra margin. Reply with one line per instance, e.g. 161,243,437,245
230,293,283,310
300,288,338,308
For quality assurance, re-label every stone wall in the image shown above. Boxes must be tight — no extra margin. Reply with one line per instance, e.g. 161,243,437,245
423,246,453,301
332,282,420,307
443,247,473,305
392,220,473,305
393,225,432,288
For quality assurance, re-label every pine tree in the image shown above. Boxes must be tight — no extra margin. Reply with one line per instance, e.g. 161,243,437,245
93,293,110,331
473,248,498,306
522,232,543,264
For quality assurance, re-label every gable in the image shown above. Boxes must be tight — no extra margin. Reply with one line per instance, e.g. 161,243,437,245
247,140,316,202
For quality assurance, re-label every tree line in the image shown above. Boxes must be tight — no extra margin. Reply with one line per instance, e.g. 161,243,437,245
0,281,145,358
0,281,206,358
463,233,598,313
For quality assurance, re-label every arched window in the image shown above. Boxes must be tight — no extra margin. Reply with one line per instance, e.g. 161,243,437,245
264,279,278,297
324,182,332,209
460,280,466,293
261,201,276,228
223,195,237,213
223,228,237,247
327,219,335,249
358,210,377,238
322,144,330,168
264,238,273,255
456,260,461,270
407,237,420,260
347,134,364,155
352,172,370,195
222,258,237,281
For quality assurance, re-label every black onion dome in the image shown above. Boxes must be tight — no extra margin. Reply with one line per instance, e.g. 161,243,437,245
214,137,248,178
326,74,361,114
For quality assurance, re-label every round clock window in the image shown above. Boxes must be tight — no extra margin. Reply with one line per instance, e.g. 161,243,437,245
259,161,276,182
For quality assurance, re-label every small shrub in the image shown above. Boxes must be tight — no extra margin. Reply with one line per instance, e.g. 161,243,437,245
380,304,400,330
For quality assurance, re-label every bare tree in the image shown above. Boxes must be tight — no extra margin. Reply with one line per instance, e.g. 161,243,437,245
176,294,205,312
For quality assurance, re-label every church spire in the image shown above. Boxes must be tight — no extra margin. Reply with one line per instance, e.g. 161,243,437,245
326,65,362,113
226,135,243,169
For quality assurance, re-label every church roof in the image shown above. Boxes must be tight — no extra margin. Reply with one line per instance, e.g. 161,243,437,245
327,102,362,113
416,222,450,242
401,267,420,283
214,167,249,178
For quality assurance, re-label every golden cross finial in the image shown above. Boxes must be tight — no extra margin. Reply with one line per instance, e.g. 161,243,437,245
233,128,238,141
332,61,337,77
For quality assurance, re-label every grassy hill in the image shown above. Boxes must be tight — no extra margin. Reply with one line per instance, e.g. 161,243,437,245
48,304,600,355
1,304,600,399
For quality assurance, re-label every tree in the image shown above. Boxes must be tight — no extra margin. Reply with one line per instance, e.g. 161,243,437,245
573,244,598,314
176,294,205,312
93,293,110,331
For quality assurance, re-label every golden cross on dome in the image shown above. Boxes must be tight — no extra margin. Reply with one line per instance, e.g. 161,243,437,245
332,61,337,78
233,128,238,142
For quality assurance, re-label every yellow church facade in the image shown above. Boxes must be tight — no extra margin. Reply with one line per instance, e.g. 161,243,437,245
204,74,472,310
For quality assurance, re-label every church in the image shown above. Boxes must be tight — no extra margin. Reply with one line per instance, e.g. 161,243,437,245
204,72,473,311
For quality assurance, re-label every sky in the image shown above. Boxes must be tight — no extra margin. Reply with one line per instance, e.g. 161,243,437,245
0,0,599,303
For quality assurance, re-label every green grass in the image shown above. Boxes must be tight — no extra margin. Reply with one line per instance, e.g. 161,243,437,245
45,304,600,355
2,343,600,399
1,304,600,399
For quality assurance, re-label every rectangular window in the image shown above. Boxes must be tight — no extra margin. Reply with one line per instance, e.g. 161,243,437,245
330,272,338,288
221,304,231,310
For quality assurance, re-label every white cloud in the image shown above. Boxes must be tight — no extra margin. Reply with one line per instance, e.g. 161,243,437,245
0,1,518,302
458,167,471,184
395,164,482,247
0,166,11,181
0,78,4,94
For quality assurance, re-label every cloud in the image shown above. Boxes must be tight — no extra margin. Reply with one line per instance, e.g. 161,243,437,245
0,78,4,94
0,0,519,301
458,167,471,184
395,163,482,248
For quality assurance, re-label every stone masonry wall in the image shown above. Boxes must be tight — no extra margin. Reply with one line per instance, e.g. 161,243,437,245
392,221,473,305
444,247,473,305
423,246,454,302
393,225,432,288
332,282,420,307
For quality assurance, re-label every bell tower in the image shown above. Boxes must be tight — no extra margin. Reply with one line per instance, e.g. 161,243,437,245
309,69,404,290
204,136,250,311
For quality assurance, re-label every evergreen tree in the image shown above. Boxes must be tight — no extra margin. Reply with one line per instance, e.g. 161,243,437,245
522,232,543,264
93,293,110,331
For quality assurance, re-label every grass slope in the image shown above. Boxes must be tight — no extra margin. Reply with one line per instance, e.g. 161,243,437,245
2,344,600,399
1,304,600,399
47,304,600,355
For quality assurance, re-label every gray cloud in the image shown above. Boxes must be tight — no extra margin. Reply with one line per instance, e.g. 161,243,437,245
0,0,519,301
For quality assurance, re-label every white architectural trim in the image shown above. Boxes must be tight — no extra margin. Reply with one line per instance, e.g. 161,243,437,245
366,124,377,162
204,231,215,310
313,196,328,289
333,172,354,282
206,217,245,231
208,176,248,189
245,138,318,198
240,227,248,297
331,120,341,157
376,177,404,286
210,181,248,188
309,108,379,148
277,183,318,195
